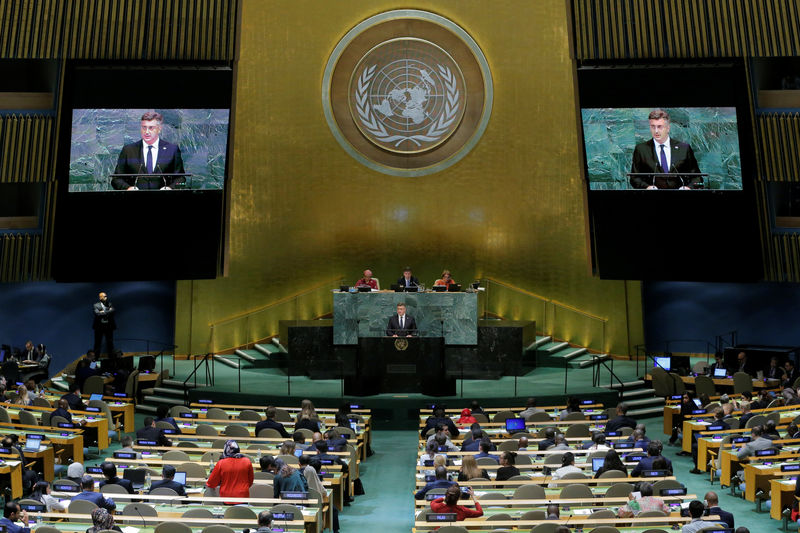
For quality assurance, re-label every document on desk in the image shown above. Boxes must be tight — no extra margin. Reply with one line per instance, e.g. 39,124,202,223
121,527,140,533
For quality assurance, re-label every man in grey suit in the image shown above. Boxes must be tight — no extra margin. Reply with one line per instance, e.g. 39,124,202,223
736,426,775,460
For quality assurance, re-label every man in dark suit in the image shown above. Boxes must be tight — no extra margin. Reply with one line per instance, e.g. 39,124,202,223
148,465,187,496
386,302,417,337
631,440,673,476
396,267,419,289
99,462,134,494
605,402,637,433
20,341,39,363
61,384,87,411
255,406,290,438
703,491,734,529
784,360,799,388
93,291,116,356
71,476,116,511
735,351,753,376
136,417,172,447
112,111,185,190
707,352,728,377
629,109,702,190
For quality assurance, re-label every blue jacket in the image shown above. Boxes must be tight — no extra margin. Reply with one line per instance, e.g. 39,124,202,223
0,517,30,533
414,479,455,499
707,506,734,529
149,478,187,496
631,455,673,476
474,452,500,462
72,491,116,511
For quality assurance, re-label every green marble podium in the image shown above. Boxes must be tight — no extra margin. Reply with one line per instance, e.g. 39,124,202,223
332,290,478,345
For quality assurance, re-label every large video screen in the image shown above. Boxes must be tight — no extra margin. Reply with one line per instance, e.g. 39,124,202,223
68,108,229,192
581,107,742,191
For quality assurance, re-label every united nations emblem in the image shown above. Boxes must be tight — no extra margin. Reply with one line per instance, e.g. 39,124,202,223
350,39,466,153
394,338,409,351
322,10,493,176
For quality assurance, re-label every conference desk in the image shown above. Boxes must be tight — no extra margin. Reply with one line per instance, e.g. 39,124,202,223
39,391,135,432
1,402,110,450
770,477,797,520
38,514,306,533
332,289,478,345
413,516,722,531
681,408,800,453
0,460,22,499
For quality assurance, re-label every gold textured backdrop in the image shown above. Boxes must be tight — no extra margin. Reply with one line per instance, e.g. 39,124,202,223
174,0,645,356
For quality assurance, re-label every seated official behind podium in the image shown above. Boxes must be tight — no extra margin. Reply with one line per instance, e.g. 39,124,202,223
355,269,378,290
386,302,417,337
433,270,455,287
396,266,419,289
112,111,185,191
629,108,701,190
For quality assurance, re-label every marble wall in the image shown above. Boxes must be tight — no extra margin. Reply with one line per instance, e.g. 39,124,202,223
68,108,229,191
582,107,742,190
333,291,478,345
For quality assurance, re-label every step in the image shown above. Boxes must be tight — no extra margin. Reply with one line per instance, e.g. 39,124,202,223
551,347,588,361
215,355,240,369
161,379,196,389
152,386,185,397
271,338,288,354
627,406,665,418
621,388,656,399
624,396,665,408
601,379,645,390
577,354,610,368
539,341,570,354
255,343,279,356
533,336,552,349
135,404,158,414
234,349,260,363
141,395,185,406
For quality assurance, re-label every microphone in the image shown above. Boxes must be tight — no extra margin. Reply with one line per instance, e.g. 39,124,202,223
134,505,147,528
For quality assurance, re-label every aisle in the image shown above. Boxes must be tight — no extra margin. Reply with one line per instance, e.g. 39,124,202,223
339,430,418,533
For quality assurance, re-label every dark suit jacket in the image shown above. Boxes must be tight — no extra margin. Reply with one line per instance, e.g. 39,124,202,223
706,506,734,529
100,476,135,494
255,418,290,438
149,478,187,496
396,275,420,287
386,314,417,336
605,415,637,433
61,392,86,411
21,347,40,361
631,454,673,476
112,140,185,190
93,300,116,330
136,425,172,447
629,138,702,189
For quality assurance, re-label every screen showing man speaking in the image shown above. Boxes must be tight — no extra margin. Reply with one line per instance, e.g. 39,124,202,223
68,108,230,192
581,106,742,191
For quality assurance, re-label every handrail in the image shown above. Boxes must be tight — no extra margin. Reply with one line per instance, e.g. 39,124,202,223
481,278,608,322
183,353,214,404
209,277,345,327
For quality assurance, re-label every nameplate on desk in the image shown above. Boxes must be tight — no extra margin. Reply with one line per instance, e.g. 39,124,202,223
755,449,777,456
423,460,434,467
137,440,157,446
589,414,607,420
692,409,706,414
581,399,594,405
319,459,333,465
349,404,362,409
87,466,103,474
426,513,457,522
85,407,101,413
670,395,683,400
53,483,79,492
614,442,633,449
179,412,197,418
114,452,136,459
660,487,687,496
625,454,646,462
781,464,800,472
280,491,307,500
198,399,213,404
60,432,70,437
58,422,75,428
19,503,44,512
113,393,127,397
163,429,177,435
641,470,669,477
0,447,10,454
732,437,751,443
425,492,440,501
707,425,725,431
272,512,294,521
605,431,621,437
318,472,333,479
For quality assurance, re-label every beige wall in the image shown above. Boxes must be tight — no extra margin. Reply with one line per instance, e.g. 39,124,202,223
174,0,644,356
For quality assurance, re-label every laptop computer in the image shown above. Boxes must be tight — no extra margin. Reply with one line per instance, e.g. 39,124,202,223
173,471,187,485
356,286,371,292
505,418,526,433
23,435,43,453
432,286,447,292
89,393,103,401
654,356,671,371
447,284,461,292
713,367,727,378
123,468,147,489
591,457,605,472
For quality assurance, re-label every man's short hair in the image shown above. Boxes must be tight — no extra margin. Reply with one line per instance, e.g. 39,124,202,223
143,416,154,427
639,482,654,497
647,441,661,457
315,440,329,453
617,402,629,415
688,500,705,518
163,465,176,479
397,302,406,308
434,434,447,446
435,423,447,433
293,431,305,443
298,454,311,467
100,462,116,479
156,405,169,419
525,397,536,407
544,427,555,439
752,425,763,436
704,491,719,505
434,465,448,479
648,109,670,122
3,501,18,518
259,456,276,471
403,267,412,272
258,510,274,527
141,111,163,123
81,475,95,489
265,406,277,419
479,439,492,453
121,435,133,447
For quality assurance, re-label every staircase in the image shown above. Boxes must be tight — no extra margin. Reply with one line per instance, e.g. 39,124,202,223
599,379,665,418
535,336,611,370
138,379,197,414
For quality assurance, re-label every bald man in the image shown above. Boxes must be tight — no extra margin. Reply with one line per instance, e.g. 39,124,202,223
92,292,116,355
355,269,378,290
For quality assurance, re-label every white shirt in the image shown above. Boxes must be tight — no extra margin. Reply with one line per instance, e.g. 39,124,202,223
142,138,161,173
652,136,671,172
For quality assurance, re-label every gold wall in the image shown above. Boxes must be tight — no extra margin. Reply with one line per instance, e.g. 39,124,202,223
174,0,645,356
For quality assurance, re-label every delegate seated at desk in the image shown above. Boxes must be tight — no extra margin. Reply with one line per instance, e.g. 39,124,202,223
397,267,419,288
386,303,417,337
433,270,455,287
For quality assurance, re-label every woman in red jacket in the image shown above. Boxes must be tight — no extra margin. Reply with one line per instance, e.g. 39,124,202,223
205,440,253,503
430,484,483,520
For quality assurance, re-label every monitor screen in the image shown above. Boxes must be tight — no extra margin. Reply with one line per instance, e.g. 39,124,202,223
654,356,671,371
89,393,103,401
173,471,187,485
581,107,741,191
68,108,230,192
713,368,727,378
592,457,605,472
505,418,526,432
